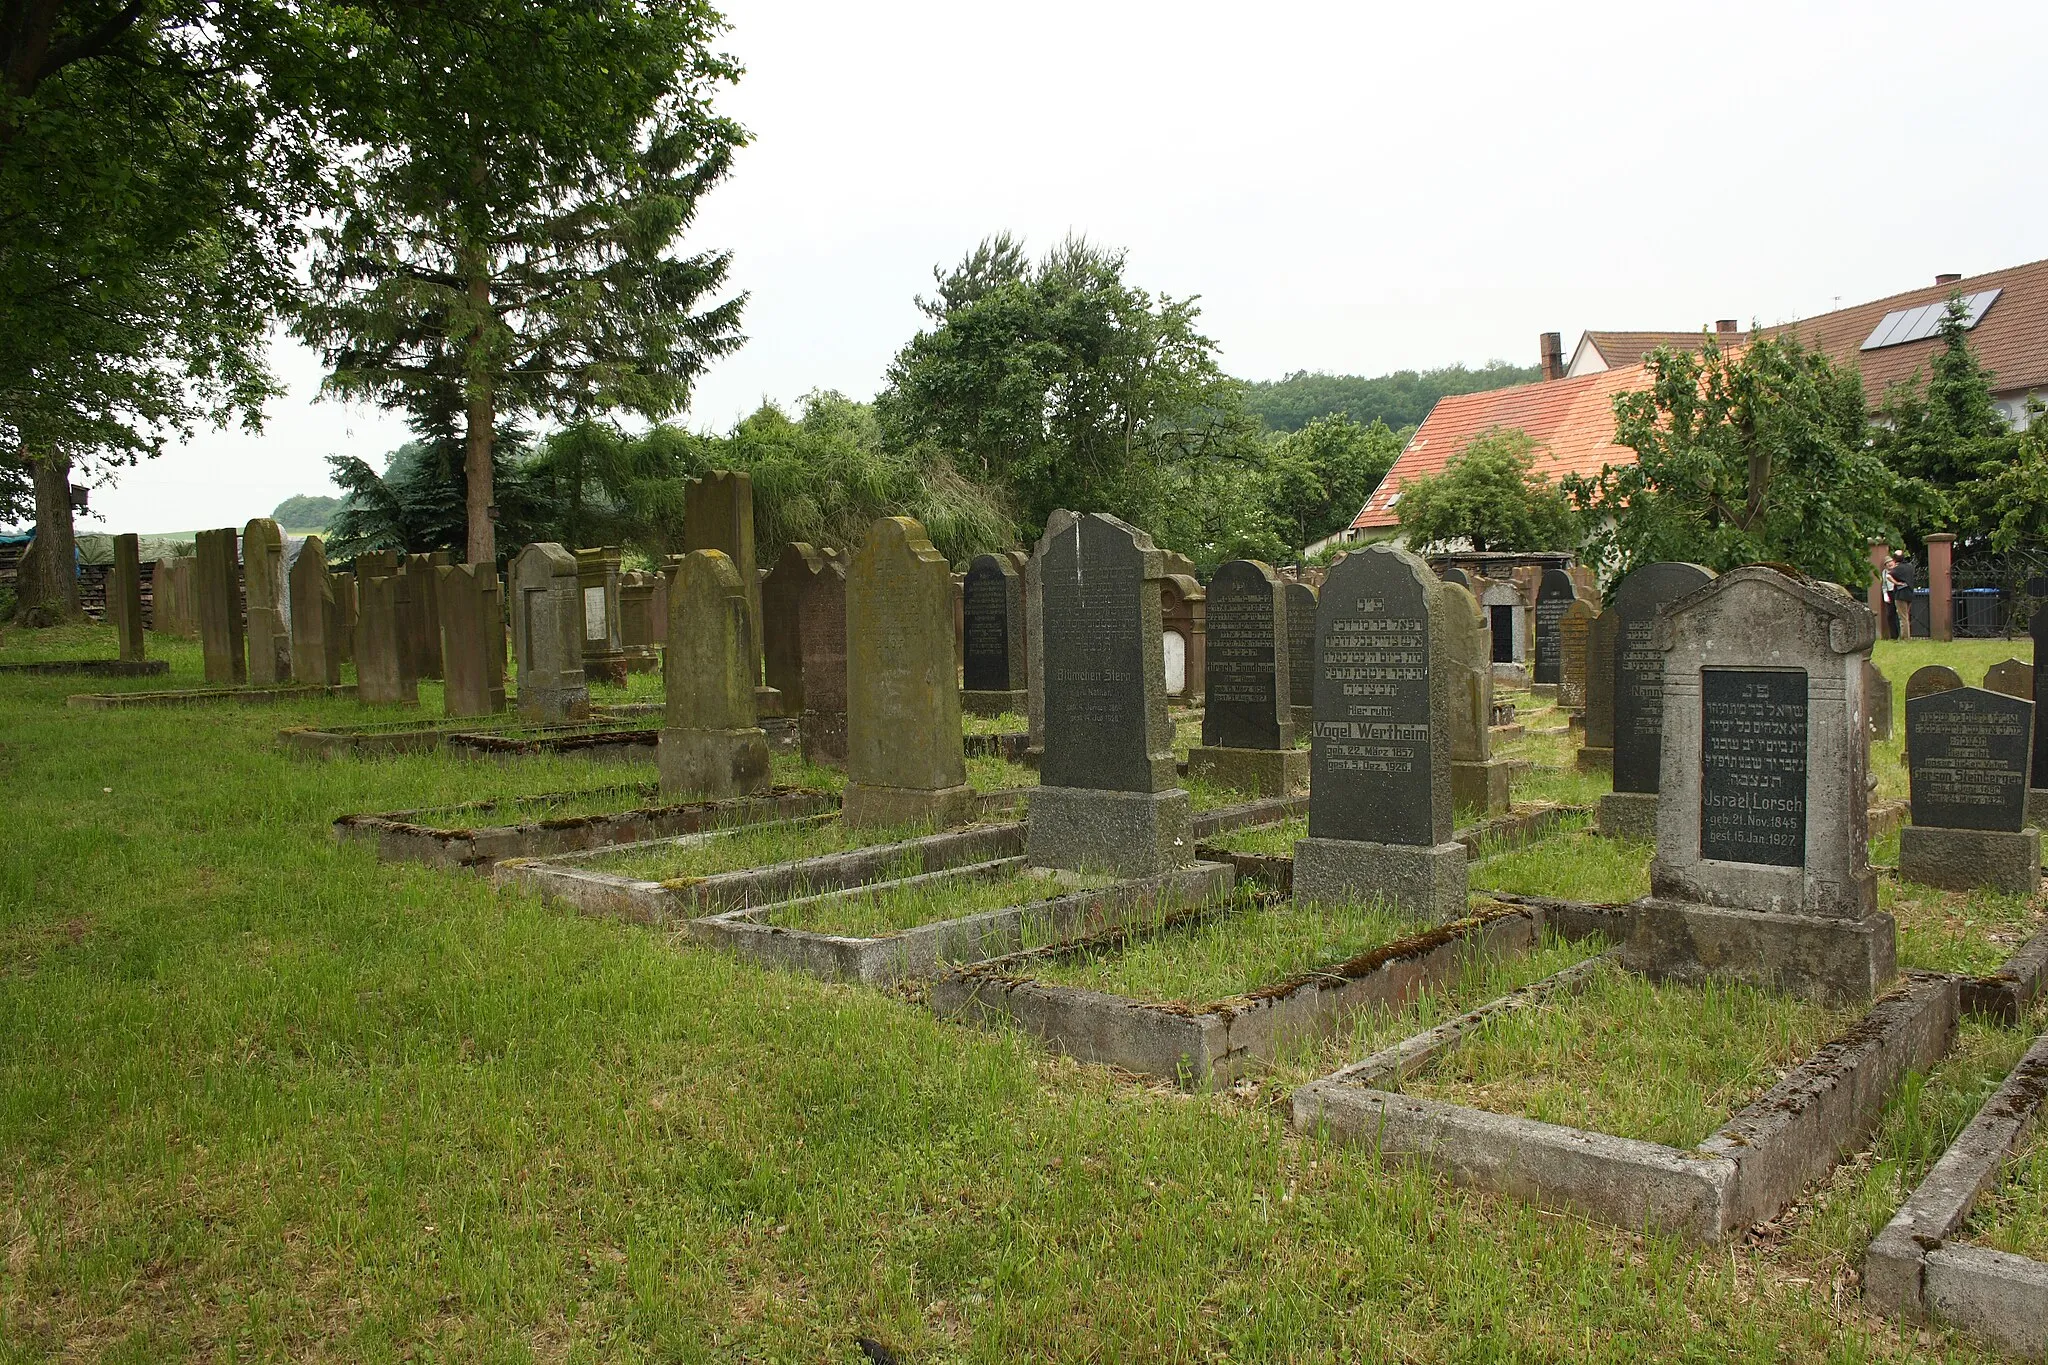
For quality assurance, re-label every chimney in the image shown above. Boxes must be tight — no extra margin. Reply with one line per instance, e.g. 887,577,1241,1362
1935,272,1962,286
1539,332,1564,381
1715,319,1739,336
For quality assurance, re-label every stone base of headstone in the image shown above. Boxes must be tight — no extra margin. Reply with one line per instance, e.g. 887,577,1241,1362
1187,745,1308,798
800,709,847,768
1575,745,1613,774
624,646,660,674
1290,704,1314,735
754,684,786,719
584,654,629,687
961,688,1028,718
1491,664,1529,688
658,726,771,800
1620,898,1897,1005
1899,825,2042,898
842,781,980,832
517,688,590,725
1293,837,1468,922
1025,785,1193,878
1528,683,1559,702
1597,791,1659,841
2028,789,2048,830
1451,759,1512,816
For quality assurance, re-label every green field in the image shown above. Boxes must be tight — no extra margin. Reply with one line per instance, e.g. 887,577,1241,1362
1,623,2041,1359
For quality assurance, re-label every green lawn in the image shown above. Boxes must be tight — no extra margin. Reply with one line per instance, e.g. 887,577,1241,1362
0,622,2035,1359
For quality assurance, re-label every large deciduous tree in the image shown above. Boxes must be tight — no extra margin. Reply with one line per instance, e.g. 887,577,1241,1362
1394,427,1579,553
294,0,747,567
1261,413,1403,557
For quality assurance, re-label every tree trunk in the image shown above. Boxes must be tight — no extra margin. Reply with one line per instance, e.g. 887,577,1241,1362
463,268,496,567
13,447,80,625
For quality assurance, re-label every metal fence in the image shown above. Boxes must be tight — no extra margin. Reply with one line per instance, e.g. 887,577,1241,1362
1906,550,2048,638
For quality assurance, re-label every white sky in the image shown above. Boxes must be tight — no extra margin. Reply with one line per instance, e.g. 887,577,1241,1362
71,0,2048,536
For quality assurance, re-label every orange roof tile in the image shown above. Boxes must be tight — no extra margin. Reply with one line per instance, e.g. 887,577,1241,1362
1350,365,1648,530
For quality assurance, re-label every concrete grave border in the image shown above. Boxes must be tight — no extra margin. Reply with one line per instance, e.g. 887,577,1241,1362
279,703,657,758
1197,803,1590,893
0,658,168,677
68,683,360,709
446,725,659,763
334,785,835,871
1961,925,2048,1024
1291,968,1960,1244
1863,1030,2048,1359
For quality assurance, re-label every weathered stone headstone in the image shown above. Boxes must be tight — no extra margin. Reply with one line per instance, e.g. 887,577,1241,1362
1030,514,1191,876
1864,660,1894,741
1576,606,1617,772
510,543,590,722
842,518,976,829
1559,598,1595,713
1625,566,1892,1003
1188,560,1306,796
150,558,190,638
1025,509,1080,761
762,543,823,716
403,551,448,680
683,471,763,697
1600,562,1716,839
797,552,849,767
353,568,418,706
658,550,770,798
575,546,627,686
961,553,1027,715
193,528,245,686
239,519,292,685
437,563,507,718
1295,544,1466,920
1901,686,2041,895
288,536,342,686
110,533,145,662
1160,574,1206,704
1983,658,2034,702
1441,579,1510,814
1286,581,1317,735
333,571,357,664
618,571,661,673
1439,565,1472,590
1479,578,1526,683
1532,566,1578,689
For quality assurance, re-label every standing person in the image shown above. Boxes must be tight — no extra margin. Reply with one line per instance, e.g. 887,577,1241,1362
1892,551,1916,640
1881,555,1901,640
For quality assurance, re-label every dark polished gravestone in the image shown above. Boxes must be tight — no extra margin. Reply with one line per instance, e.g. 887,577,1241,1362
1900,686,2040,896
960,552,1027,716
1625,566,1894,1004
1599,562,1715,840
658,550,770,799
1531,566,1579,689
1027,513,1193,877
510,542,590,723
1576,605,1617,772
1286,581,1317,735
1187,560,1306,796
1293,543,1467,921
193,527,246,686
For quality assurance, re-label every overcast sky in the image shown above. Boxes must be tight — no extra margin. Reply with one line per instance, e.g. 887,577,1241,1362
72,0,2048,535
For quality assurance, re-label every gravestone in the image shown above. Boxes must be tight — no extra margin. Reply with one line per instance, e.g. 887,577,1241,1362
241,519,292,685
110,533,145,663
1160,574,1206,704
437,563,507,718
1900,686,2039,896
1479,579,1527,684
1531,566,1578,691
842,517,976,829
1577,607,1617,772
1983,658,2034,702
1439,565,1472,590
193,528,245,686
1025,509,1080,761
576,546,627,686
333,571,357,664
288,536,342,686
1864,660,1893,741
353,568,418,706
1029,513,1191,876
1600,562,1716,839
762,543,824,717
1903,664,1965,764
510,543,590,722
798,552,849,767
150,559,189,638
683,471,763,702
961,553,1028,716
1188,560,1306,796
1441,579,1510,814
1294,543,1466,920
403,552,448,680
1286,581,1317,734
1624,566,1892,1003
1559,598,1595,714
658,550,770,798
618,571,661,673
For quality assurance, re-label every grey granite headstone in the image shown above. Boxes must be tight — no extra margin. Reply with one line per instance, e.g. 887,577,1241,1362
1601,562,1715,838
242,519,292,685
1901,685,2041,895
961,552,1026,714
288,536,341,686
1532,566,1577,686
1286,581,1317,734
658,550,770,798
510,543,589,723
842,517,975,829
110,533,145,663
193,528,245,686
353,568,417,706
1188,559,1305,796
1441,579,1509,814
1028,513,1192,876
798,552,849,767
437,563,506,718
1025,509,1079,759
1625,566,1893,1003
1294,543,1467,920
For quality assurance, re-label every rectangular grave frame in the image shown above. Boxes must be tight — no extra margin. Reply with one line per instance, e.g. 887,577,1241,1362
1196,802,1593,893
68,683,360,709
0,658,168,677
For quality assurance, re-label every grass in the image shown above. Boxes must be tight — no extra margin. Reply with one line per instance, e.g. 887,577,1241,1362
767,868,1106,939
965,752,1035,795
1966,1096,2048,1260
961,710,1026,736
1399,961,1858,1149
1469,826,1653,904
1880,872,2044,976
3,620,2038,1360
569,814,943,882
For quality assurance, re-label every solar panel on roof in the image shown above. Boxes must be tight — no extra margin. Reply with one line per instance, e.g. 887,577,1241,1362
1861,288,2002,351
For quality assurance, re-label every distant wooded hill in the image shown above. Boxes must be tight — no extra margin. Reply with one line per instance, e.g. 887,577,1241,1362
1240,361,1541,434
270,494,342,530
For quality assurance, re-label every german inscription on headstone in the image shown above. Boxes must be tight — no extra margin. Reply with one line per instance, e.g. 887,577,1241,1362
1698,669,1808,867
1908,687,2031,832
1532,566,1577,685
